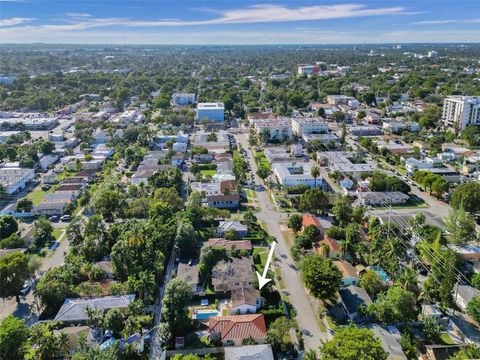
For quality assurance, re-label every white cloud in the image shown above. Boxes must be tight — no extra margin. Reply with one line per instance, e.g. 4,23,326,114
0,17,34,27
413,18,480,25
65,13,92,18
16,3,408,31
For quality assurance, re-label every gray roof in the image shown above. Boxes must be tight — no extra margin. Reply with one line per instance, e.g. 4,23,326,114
457,285,480,303
224,344,274,360
339,285,372,315
365,324,407,360
218,221,248,233
212,257,254,286
54,295,135,323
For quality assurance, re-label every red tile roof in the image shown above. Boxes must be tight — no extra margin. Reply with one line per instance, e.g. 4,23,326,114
319,236,341,252
302,214,323,230
209,314,267,341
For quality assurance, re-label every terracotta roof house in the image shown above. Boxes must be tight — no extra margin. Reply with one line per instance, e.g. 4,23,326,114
208,314,267,346
335,260,360,287
208,238,253,253
229,287,263,315
54,295,135,324
302,214,324,239
316,236,342,259
212,257,254,292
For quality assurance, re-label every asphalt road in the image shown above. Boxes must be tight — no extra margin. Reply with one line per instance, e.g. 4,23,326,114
237,133,330,351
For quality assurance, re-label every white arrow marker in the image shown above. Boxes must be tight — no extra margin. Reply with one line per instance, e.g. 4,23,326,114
256,241,277,290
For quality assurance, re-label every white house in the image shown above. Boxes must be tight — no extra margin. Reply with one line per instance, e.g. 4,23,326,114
229,287,263,315
272,162,323,188
38,154,59,171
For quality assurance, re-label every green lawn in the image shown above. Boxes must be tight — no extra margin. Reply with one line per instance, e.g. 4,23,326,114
27,187,54,205
200,169,216,176
254,151,271,171
253,247,269,273
52,229,65,241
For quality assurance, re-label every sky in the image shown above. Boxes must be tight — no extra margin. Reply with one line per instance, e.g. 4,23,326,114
0,0,479,44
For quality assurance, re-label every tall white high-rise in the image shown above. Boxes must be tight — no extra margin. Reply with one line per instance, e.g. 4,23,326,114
442,96,480,131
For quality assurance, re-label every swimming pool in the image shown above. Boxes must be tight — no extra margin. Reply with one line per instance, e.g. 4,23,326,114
369,266,391,282
193,310,219,320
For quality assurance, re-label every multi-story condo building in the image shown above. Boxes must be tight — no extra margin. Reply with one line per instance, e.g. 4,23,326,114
327,95,359,107
291,117,329,136
252,117,292,141
196,102,225,122
442,96,480,131
172,92,196,105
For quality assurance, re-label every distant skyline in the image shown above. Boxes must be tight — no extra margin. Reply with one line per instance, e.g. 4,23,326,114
0,0,479,44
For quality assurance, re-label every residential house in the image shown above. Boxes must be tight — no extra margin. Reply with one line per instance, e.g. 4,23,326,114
212,257,254,292
339,285,372,322
208,314,267,346
206,194,240,209
335,260,360,287
365,324,407,360
229,287,263,315
177,263,200,295
455,285,480,312
216,221,248,238
316,236,342,259
53,326,98,354
421,344,469,360
302,214,324,238
224,344,274,360
54,295,136,324
39,154,59,171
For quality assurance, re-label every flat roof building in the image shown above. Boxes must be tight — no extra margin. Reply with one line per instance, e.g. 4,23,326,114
197,102,225,122
291,117,329,136
272,162,323,188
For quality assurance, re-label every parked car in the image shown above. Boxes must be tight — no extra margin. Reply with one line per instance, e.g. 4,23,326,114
48,215,59,222
41,184,51,191
60,215,71,222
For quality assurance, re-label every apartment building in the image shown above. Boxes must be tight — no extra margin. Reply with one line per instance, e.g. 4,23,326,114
172,92,196,105
442,96,480,131
252,117,292,141
196,102,225,122
291,117,329,136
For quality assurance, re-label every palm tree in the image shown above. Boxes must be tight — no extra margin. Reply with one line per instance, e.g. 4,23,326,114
57,331,70,357
78,332,87,351
311,165,320,188
85,306,103,331
319,242,330,258
136,271,156,300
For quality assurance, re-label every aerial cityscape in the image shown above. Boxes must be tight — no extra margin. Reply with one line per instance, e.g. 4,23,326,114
0,1,480,360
